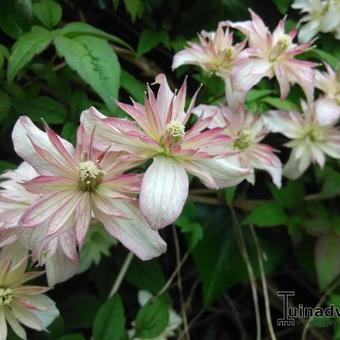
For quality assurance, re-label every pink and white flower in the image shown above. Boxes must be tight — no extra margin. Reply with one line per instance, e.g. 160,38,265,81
81,74,249,229
172,24,248,109
314,64,340,125
193,104,282,187
12,116,166,261
0,162,79,286
228,10,317,102
264,101,340,179
0,246,59,340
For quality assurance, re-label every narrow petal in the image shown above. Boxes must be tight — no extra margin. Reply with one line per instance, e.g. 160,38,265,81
140,156,189,230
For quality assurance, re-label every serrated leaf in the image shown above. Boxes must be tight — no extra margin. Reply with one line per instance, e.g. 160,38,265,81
59,22,133,51
244,202,287,227
12,96,67,124
93,295,126,340
54,35,121,113
7,26,53,82
315,233,340,291
135,299,169,338
33,0,62,29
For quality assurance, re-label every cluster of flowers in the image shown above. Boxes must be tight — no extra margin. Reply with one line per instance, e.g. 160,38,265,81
292,0,340,42
0,9,339,339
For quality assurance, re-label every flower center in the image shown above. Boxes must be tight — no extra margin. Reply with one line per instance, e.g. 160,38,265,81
213,46,235,70
233,131,252,150
165,121,185,141
305,126,325,142
78,161,103,192
0,288,13,305
270,35,292,61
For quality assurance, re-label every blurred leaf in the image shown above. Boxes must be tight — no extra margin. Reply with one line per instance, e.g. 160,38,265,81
33,0,62,29
60,22,133,51
137,30,169,56
245,89,273,102
0,0,32,38
124,0,144,22
70,91,89,120
244,202,287,227
261,97,299,111
321,169,340,198
0,161,16,171
58,335,85,340
135,299,169,338
120,70,145,102
304,49,339,69
225,187,236,206
176,216,203,250
272,0,292,14
315,233,340,291
125,259,167,297
54,35,121,113
270,181,305,208
0,45,9,69
61,294,100,330
93,295,126,340
7,26,53,82
0,90,11,123
61,122,77,145
12,96,67,124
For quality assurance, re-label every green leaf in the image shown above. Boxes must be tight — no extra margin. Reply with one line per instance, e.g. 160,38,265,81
59,22,133,51
244,202,287,227
33,0,62,29
245,89,273,102
0,44,9,69
0,90,11,124
93,295,126,340
54,35,121,113
176,216,203,251
7,26,53,82
125,259,167,297
0,161,16,172
272,0,292,14
261,97,299,111
0,0,32,38
315,233,340,291
137,30,169,57
304,49,339,69
58,335,86,340
270,181,305,208
124,0,144,21
120,70,145,102
12,96,67,124
321,169,340,198
135,299,169,338
225,187,236,206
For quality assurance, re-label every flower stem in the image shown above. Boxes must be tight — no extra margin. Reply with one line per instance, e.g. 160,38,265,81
109,252,134,297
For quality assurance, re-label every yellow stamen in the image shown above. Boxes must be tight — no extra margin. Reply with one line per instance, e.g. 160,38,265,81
0,288,13,305
78,161,103,192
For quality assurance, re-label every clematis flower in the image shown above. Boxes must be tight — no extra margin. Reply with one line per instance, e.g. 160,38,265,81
81,74,249,229
172,24,248,108
193,104,282,187
0,162,79,286
264,101,340,179
12,116,166,261
292,0,340,42
0,246,59,340
228,10,317,102
314,64,340,125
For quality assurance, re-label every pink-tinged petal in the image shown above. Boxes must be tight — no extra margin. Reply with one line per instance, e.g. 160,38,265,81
247,144,282,188
12,116,74,175
315,97,340,126
0,312,7,340
263,110,303,138
186,157,250,189
30,295,59,328
24,176,76,194
140,156,189,230
154,74,174,125
20,190,78,227
94,200,167,260
10,303,44,330
4,309,26,340
47,192,81,236
75,193,92,246
45,246,78,286
172,49,197,70
274,64,290,99
232,59,273,92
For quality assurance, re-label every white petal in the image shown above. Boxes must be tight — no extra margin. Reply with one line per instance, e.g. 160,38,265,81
140,156,189,230
31,295,59,328
315,97,340,126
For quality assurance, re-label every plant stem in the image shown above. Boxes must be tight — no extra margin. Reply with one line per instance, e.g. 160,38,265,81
250,225,276,340
230,206,261,340
109,252,134,297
